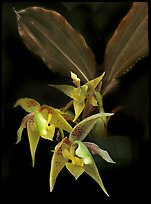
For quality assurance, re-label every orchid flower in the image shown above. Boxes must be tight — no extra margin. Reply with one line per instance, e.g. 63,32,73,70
14,98,72,166
50,112,115,196
50,71,105,122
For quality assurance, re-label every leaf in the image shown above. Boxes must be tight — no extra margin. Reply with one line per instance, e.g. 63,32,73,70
84,142,115,163
14,98,40,113
102,2,148,95
69,113,113,142
15,7,96,82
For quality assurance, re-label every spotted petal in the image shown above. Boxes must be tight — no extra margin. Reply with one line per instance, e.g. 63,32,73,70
50,137,71,192
69,113,113,142
40,105,72,133
27,118,40,167
84,142,116,163
14,98,40,113
16,112,34,144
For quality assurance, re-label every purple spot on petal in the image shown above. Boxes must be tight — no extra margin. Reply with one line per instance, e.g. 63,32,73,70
57,146,62,155
26,100,37,108
56,161,61,167
71,125,86,139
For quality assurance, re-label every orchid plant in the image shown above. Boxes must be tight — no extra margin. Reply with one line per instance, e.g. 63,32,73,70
14,73,114,196
13,2,148,197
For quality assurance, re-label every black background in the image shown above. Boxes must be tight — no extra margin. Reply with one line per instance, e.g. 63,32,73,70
2,2,149,204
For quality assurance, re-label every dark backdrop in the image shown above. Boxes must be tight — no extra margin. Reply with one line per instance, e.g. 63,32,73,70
2,2,149,204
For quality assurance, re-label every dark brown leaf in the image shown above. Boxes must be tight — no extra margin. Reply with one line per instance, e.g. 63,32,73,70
15,7,96,82
102,2,149,96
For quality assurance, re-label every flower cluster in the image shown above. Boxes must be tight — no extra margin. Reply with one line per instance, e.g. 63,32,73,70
14,72,115,196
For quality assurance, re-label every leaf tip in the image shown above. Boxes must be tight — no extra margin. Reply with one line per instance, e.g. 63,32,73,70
13,7,20,20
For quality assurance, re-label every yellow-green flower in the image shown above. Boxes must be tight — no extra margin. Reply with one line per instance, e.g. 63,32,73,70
50,112,115,196
14,98,72,166
50,71,105,121
50,137,115,196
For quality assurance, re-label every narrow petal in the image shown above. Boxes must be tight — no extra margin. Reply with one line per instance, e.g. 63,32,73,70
86,72,105,94
84,142,116,163
41,124,55,141
14,98,40,113
60,100,73,113
66,163,84,180
27,118,40,167
73,140,109,196
84,157,109,196
73,100,85,122
69,113,113,142
51,109,73,133
50,137,71,191
16,113,34,144
49,84,74,98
